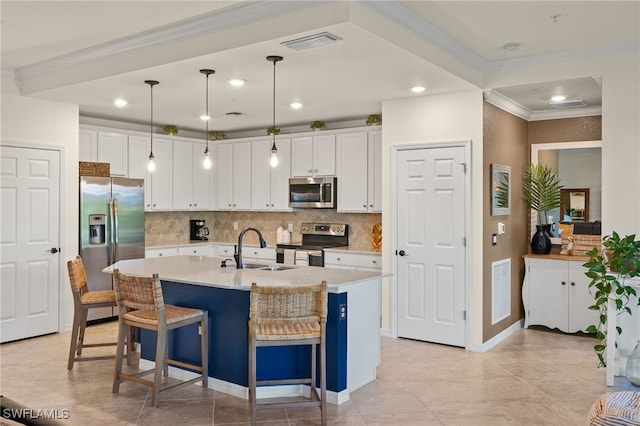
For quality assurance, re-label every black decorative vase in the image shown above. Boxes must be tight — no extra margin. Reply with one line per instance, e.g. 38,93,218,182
531,224,552,254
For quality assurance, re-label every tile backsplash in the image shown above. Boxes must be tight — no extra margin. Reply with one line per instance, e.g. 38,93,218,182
145,211,382,249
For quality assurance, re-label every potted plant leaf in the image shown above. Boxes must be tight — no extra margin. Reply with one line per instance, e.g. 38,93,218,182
584,232,640,367
310,120,325,131
164,124,178,135
366,114,381,126
521,164,563,254
266,126,280,136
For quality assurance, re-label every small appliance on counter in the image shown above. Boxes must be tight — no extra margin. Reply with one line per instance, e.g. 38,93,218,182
190,219,209,241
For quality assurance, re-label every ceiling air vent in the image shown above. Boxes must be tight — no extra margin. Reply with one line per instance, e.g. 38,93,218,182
550,100,587,109
281,32,342,50
225,111,244,116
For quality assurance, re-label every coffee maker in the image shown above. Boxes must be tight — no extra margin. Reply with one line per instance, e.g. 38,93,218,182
190,219,209,241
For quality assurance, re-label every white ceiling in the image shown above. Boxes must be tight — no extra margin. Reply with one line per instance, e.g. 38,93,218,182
2,1,638,135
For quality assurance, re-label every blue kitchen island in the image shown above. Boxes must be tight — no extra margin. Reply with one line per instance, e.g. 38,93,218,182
106,256,381,404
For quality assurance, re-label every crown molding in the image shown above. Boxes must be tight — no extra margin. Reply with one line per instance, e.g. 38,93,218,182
484,90,602,121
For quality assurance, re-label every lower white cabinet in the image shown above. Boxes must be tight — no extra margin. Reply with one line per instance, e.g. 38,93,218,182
177,245,212,257
523,255,598,333
324,251,381,271
145,247,179,258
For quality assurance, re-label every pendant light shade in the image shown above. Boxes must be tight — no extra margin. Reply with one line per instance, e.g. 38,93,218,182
145,80,159,172
267,55,283,168
200,69,215,170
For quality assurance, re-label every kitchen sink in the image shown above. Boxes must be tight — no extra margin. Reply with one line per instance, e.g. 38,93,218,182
259,265,295,271
242,263,266,269
241,264,294,271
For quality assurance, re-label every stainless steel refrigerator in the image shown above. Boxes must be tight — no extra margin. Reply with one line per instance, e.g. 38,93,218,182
80,176,145,321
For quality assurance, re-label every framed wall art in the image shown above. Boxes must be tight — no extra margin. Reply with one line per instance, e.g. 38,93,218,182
491,164,511,216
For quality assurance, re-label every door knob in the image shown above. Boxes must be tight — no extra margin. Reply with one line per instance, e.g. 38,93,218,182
397,250,407,256
48,247,59,254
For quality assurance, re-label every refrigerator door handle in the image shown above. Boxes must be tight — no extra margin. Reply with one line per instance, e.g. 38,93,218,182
112,198,119,264
108,198,115,265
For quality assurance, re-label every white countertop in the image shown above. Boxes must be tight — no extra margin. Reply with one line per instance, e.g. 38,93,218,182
104,255,382,292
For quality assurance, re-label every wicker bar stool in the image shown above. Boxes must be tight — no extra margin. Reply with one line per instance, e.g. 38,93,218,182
248,281,328,426
67,255,119,370
112,269,208,408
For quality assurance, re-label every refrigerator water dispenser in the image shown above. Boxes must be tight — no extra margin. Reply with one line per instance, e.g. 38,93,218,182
88,214,105,245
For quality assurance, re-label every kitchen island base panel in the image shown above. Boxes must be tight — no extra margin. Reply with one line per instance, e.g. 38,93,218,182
138,278,379,404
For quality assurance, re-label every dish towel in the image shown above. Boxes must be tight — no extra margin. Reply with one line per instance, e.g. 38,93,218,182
283,249,296,265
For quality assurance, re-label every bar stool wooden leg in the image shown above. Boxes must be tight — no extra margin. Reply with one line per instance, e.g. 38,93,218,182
201,315,209,388
112,320,128,394
67,306,83,370
152,325,167,408
76,308,89,356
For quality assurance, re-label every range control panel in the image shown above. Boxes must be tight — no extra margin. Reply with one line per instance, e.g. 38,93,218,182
300,223,347,236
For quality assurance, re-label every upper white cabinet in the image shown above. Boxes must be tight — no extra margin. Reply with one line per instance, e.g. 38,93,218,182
79,127,127,176
79,128,98,162
216,141,251,210
251,138,292,211
337,129,382,212
291,134,335,177
128,134,172,211
172,139,212,210
97,131,128,176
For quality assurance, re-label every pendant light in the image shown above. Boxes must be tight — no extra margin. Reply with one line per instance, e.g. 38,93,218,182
145,80,159,172
267,55,283,168
200,69,215,170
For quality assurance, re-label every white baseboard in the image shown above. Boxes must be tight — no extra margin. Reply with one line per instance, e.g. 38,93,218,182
138,359,349,404
467,319,523,353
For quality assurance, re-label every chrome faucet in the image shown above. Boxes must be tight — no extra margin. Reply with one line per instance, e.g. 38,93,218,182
234,227,267,269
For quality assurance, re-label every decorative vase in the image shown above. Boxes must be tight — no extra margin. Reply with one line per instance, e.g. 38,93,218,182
531,224,552,254
626,340,640,386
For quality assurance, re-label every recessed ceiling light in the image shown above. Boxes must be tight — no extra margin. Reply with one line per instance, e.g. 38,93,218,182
227,78,246,87
551,95,566,102
200,114,211,121
411,86,426,93
114,98,127,108
281,32,342,50
290,102,303,109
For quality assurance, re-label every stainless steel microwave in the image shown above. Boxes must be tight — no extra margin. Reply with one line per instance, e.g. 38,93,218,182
288,177,336,209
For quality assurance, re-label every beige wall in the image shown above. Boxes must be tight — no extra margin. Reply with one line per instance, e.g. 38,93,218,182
482,102,529,342
1,93,79,332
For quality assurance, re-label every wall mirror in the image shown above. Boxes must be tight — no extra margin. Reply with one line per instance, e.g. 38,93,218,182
531,140,602,244
560,188,589,222
491,164,511,216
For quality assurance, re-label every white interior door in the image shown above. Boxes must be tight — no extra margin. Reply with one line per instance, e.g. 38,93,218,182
396,145,467,347
1,146,61,343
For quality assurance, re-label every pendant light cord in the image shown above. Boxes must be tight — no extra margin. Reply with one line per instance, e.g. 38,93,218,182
145,80,159,160
200,69,215,155
266,56,283,152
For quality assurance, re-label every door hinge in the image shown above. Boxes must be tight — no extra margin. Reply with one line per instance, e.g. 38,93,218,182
463,310,467,320
462,237,466,247
459,162,467,173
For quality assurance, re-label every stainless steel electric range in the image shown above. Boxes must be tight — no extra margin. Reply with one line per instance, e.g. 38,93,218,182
276,222,349,267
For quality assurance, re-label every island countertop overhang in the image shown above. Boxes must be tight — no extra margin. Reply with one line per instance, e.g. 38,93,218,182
104,255,383,292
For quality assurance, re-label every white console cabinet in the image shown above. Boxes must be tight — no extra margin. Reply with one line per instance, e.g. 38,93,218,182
522,254,598,333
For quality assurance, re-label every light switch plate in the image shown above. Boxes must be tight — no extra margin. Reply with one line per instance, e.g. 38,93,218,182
498,222,506,234
492,234,498,245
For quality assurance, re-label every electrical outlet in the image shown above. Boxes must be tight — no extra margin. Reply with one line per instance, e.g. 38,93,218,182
233,221,238,230
198,325,202,335
340,304,346,320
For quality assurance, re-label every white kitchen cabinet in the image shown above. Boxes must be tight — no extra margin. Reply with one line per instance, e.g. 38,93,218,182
97,131,128,176
79,128,98,162
243,247,276,263
336,129,382,213
214,244,236,259
128,134,172,211
216,141,251,210
251,138,292,211
172,139,212,210
523,255,598,333
177,244,212,257
291,134,335,177
145,247,179,258
324,250,381,271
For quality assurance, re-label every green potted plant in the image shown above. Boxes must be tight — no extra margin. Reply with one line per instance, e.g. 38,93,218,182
366,114,381,126
520,164,563,254
266,126,280,136
209,130,226,140
584,232,640,367
164,124,178,135
310,120,325,131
